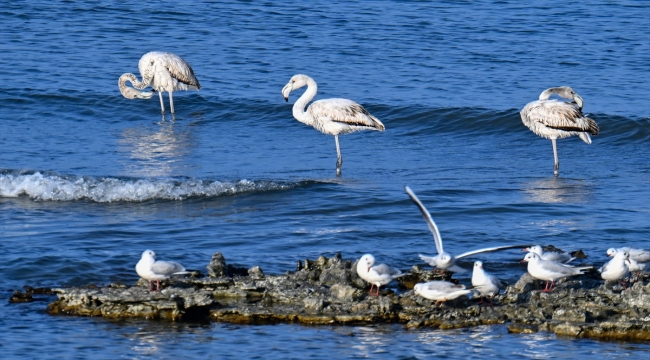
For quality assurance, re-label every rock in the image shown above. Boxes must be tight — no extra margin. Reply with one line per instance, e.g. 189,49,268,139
507,323,539,334
552,321,583,337
330,284,359,302
12,252,650,343
207,252,227,278
511,273,536,294
9,290,33,303
553,308,586,323
248,266,264,280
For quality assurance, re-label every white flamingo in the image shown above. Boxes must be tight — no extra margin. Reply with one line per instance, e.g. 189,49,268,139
119,52,200,115
281,74,385,176
520,87,599,176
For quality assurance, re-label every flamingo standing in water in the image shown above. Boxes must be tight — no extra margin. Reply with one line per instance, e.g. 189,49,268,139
281,74,385,176
119,52,200,115
520,86,599,176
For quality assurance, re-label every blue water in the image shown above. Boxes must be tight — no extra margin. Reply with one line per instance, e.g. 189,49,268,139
1,1,649,358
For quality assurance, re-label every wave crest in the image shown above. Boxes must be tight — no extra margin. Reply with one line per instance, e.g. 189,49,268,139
0,171,298,202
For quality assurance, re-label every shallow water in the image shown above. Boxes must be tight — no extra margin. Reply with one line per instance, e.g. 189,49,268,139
1,1,649,358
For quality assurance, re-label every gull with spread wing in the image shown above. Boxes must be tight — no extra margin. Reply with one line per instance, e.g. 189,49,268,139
406,186,527,272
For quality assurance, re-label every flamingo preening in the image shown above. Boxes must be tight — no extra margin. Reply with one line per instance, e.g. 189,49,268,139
119,52,200,115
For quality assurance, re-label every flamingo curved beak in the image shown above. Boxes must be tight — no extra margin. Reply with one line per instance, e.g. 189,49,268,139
282,83,293,102
573,93,584,110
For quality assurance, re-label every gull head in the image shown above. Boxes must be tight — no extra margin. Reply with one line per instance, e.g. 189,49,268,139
606,248,617,257
142,249,156,260
413,283,422,296
524,245,543,256
439,253,453,268
521,252,539,263
474,261,483,269
616,250,631,265
360,254,375,272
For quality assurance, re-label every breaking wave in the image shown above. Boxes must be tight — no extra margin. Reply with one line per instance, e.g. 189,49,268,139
0,170,304,203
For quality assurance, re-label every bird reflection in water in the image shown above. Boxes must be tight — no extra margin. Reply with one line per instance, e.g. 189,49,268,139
523,177,592,204
119,122,196,177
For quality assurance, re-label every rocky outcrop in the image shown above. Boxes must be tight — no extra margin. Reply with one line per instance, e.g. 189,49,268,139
11,252,650,342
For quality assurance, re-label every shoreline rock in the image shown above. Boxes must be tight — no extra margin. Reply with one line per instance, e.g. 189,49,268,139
11,252,650,342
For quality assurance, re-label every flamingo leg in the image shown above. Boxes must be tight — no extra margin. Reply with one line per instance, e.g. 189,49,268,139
159,91,166,114
334,135,342,176
169,91,175,114
552,138,559,176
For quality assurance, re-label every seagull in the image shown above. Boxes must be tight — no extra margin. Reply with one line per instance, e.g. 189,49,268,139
521,252,591,292
135,250,189,291
520,86,599,176
600,250,631,286
282,74,385,176
524,245,574,264
413,281,473,306
607,247,650,264
119,52,201,115
471,261,507,304
405,186,528,272
356,254,405,296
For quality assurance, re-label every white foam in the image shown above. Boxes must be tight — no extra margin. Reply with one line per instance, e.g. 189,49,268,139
0,172,295,202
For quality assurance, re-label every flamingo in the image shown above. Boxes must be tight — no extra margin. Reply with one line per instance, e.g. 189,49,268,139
520,87,599,176
119,52,200,115
281,74,385,176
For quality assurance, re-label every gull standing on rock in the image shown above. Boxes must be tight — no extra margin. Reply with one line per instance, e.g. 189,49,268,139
524,245,574,264
521,252,591,292
281,74,385,176
607,247,650,264
406,186,527,272
472,261,507,304
520,86,599,176
119,52,201,115
356,254,405,296
136,250,189,292
413,281,473,306
600,250,631,286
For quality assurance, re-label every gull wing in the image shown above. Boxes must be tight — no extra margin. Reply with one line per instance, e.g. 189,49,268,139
373,263,402,277
456,244,531,260
405,186,443,255
152,260,185,276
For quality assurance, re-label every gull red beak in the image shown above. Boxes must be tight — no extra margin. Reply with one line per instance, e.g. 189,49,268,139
522,248,529,252
520,259,526,263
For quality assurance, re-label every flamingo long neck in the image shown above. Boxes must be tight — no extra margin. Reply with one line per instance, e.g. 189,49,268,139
118,73,150,96
539,88,557,101
292,77,318,125
539,88,568,101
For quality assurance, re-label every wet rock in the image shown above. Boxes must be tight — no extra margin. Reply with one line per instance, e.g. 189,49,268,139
553,308,586,323
15,252,650,342
507,322,539,334
207,252,227,277
330,284,360,302
9,290,33,303
248,266,264,280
